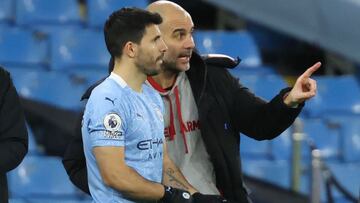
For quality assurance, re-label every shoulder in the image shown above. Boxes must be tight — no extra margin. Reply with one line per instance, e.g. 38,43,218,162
202,54,240,69
206,61,237,83
203,54,239,76
187,52,239,84
202,54,244,90
190,52,240,70
0,67,10,83
86,78,128,113
0,67,11,93
90,78,123,101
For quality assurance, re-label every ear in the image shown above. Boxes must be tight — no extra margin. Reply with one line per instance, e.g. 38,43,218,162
123,41,138,58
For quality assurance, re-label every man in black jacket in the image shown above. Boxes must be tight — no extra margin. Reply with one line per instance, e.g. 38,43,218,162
63,1,320,202
0,67,28,203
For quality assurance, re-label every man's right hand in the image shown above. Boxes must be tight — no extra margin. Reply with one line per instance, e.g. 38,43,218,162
160,185,193,203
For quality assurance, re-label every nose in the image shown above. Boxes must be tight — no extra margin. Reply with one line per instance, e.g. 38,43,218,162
184,35,195,49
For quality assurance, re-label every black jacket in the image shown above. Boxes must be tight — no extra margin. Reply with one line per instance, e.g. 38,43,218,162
62,53,302,202
0,67,28,203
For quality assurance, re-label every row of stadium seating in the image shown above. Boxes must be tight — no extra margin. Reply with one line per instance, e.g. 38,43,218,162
240,116,360,163
0,0,147,28
242,158,360,202
231,71,360,116
0,26,261,70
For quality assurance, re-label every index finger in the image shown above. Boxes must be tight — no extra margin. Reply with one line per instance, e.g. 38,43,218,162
302,62,321,78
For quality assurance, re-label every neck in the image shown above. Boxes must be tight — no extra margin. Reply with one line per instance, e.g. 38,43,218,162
113,60,146,92
150,69,179,89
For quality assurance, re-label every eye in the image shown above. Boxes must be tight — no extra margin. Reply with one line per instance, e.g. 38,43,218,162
173,30,186,40
174,33,180,39
178,31,186,39
153,36,160,42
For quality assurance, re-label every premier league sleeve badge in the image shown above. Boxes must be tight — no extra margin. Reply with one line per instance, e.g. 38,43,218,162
103,113,123,139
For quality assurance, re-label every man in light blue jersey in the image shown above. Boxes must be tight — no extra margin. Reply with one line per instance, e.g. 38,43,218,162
82,7,199,203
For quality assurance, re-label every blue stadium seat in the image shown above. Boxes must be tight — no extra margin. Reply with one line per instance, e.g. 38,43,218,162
7,67,48,98
302,118,340,160
87,0,148,28
271,118,340,161
304,75,360,117
40,72,88,110
333,197,357,203
242,159,290,188
269,128,293,160
0,0,14,23
327,162,360,200
26,124,44,155
247,23,298,54
7,156,79,198
291,157,360,201
296,162,358,202
229,65,276,77
194,31,261,67
240,135,271,159
15,0,82,26
232,74,287,101
9,199,26,203
0,22,12,31
323,114,360,162
67,69,108,88
0,28,48,68
30,24,84,36
50,29,109,70
8,68,87,110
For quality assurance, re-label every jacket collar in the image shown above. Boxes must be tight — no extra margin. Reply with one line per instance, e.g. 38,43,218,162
186,51,207,106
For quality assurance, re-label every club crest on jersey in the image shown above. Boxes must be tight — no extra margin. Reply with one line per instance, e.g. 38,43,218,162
103,113,122,138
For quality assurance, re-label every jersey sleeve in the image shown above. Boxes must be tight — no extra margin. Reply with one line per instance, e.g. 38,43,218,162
85,94,129,148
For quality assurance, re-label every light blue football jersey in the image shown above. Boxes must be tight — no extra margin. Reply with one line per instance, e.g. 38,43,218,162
82,73,165,203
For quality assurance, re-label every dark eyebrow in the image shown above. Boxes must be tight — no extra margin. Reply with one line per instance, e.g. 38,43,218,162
173,28,186,34
172,26,195,33
153,35,161,41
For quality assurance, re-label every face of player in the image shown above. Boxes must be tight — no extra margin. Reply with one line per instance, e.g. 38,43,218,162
135,24,168,76
159,11,195,73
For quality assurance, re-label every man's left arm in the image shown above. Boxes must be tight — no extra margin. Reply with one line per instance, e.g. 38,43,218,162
162,143,235,203
162,142,197,194
230,62,321,140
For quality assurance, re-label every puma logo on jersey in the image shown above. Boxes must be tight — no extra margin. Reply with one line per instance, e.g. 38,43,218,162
105,97,117,105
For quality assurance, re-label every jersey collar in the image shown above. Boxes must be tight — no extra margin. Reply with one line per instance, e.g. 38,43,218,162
109,72,127,88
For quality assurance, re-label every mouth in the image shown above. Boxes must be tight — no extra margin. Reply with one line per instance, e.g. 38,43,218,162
178,52,192,62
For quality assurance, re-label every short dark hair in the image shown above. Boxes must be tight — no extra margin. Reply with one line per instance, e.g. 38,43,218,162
104,7,162,58
108,56,114,73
